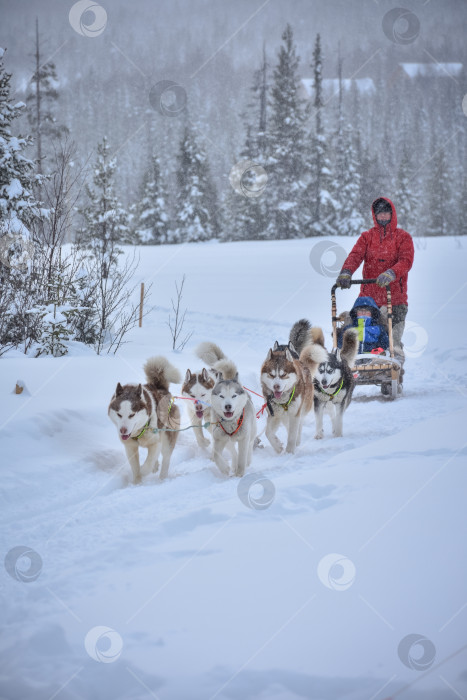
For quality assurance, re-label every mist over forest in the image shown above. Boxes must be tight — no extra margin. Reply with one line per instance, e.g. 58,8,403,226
1,0,466,242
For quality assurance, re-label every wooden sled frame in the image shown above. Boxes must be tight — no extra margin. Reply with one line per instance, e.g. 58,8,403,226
331,278,402,400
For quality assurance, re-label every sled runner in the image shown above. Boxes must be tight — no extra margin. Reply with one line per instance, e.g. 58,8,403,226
331,279,403,400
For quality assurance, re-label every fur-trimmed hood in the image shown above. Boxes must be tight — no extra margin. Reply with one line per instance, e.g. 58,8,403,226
349,296,381,323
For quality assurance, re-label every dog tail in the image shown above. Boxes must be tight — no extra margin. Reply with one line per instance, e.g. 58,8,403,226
310,326,325,348
289,319,311,355
340,328,359,367
213,359,238,380
290,319,326,354
144,356,181,390
299,341,328,377
195,341,226,368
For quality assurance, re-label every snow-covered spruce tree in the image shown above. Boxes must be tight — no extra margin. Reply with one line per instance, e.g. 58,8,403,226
32,273,76,358
77,136,133,257
455,171,467,238
172,120,219,243
359,147,386,215
0,49,41,230
265,24,308,240
245,43,269,160
335,124,365,236
0,47,45,354
303,33,338,237
425,145,453,237
395,148,417,234
231,47,270,242
77,137,147,354
133,153,170,244
25,19,69,176
27,142,100,356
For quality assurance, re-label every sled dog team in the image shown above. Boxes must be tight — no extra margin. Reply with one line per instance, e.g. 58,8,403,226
108,320,359,484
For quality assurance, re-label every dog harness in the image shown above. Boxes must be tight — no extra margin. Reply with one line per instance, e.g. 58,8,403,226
315,378,344,400
218,409,245,436
279,385,296,411
132,420,150,440
266,385,296,416
131,397,175,440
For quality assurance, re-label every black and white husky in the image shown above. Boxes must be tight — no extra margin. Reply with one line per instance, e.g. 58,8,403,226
313,329,359,439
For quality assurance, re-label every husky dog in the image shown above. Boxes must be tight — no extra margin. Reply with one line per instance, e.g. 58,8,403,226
313,328,358,439
108,356,181,483
261,320,327,454
204,357,257,477
181,368,216,449
180,342,227,450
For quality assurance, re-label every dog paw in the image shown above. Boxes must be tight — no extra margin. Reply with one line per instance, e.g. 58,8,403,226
314,432,324,440
285,445,296,454
141,460,158,475
198,437,210,448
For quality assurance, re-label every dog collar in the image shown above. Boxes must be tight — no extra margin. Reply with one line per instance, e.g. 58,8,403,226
219,409,245,436
316,378,344,399
132,420,150,440
277,385,296,411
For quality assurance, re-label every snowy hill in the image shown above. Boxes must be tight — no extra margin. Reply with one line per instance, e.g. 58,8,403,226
1,236,467,700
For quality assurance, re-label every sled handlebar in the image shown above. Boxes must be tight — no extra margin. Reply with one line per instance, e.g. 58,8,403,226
331,279,377,294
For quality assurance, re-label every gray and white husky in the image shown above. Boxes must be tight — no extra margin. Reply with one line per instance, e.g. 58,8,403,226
108,356,181,482
197,345,256,477
313,328,358,439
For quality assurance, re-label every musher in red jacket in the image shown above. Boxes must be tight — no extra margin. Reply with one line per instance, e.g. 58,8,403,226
336,197,414,361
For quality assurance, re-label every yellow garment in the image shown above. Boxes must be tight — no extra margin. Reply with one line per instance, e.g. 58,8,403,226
357,317,365,342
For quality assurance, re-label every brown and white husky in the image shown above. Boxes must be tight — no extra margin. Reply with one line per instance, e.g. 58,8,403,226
108,356,181,483
180,342,227,450
260,320,327,454
181,367,216,449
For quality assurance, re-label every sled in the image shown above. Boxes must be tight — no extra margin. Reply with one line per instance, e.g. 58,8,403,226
331,279,403,400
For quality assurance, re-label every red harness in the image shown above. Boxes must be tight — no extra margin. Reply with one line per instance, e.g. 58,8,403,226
218,409,245,436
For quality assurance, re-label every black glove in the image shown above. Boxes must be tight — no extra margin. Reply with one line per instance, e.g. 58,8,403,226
336,269,352,289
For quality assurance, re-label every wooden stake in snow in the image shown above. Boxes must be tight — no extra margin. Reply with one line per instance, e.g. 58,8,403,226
139,282,144,327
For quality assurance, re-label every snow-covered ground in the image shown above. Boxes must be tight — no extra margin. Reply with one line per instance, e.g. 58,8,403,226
1,237,467,700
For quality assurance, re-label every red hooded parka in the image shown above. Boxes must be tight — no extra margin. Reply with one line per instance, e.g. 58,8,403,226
341,197,414,307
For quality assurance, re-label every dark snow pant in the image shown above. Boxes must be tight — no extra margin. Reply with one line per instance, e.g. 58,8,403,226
379,304,408,381
392,304,408,359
